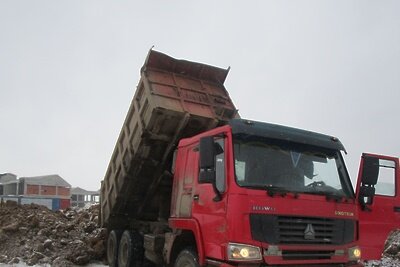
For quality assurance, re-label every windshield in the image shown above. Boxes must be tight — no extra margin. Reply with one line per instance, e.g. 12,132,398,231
233,134,353,198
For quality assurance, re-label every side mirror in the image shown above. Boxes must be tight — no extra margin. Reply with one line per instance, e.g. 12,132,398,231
359,156,380,209
361,156,379,185
199,136,216,183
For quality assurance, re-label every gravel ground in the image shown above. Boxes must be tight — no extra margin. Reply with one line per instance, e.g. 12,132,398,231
1,200,400,266
367,230,400,267
0,262,108,267
365,258,400,267
0,201,106,266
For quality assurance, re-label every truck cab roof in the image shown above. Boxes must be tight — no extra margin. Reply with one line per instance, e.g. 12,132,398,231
230,119,346,152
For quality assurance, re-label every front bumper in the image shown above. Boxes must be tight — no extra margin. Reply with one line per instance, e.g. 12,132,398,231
206,258,363,267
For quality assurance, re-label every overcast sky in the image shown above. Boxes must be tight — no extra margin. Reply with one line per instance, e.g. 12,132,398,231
1,1,399,191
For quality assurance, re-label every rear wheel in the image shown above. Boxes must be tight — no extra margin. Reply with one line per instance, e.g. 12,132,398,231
174,248,199,267
107,230,122,267
118,230,144,267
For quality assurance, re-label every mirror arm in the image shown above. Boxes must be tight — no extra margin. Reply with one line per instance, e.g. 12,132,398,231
358,184,375,211
212,182,222,202
360,201,372,212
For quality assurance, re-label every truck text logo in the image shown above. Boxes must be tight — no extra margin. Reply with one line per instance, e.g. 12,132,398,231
252,205,276,212
335,211,354,217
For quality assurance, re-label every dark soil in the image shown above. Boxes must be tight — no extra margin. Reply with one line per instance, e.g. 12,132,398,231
0,201,106,266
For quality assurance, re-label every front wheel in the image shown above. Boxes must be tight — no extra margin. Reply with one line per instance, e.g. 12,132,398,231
174,248,199,267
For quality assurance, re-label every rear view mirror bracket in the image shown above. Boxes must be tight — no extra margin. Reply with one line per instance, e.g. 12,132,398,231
358,185,375,211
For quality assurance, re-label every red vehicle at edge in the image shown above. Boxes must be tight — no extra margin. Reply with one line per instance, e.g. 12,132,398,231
357,153,400,261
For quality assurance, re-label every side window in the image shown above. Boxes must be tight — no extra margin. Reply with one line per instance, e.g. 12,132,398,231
215,138,226,193
171,150,177,175
235,160,246,184
375,159,396,196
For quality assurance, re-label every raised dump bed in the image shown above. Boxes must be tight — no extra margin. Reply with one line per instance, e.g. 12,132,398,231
100,50,238,228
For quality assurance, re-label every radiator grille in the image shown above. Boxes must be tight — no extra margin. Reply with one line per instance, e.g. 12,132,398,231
250,214,355,245
279,216,334,244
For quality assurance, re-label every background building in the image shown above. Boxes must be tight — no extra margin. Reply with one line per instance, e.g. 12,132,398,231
71,187,99,208
19,175,71,197
0,173,17,195
0,174,71,210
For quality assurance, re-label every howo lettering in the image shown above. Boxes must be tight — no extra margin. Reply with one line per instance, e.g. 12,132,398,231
100,50,400,267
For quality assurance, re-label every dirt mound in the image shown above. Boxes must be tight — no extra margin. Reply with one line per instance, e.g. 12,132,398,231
0,201,106,266
363,230,400,267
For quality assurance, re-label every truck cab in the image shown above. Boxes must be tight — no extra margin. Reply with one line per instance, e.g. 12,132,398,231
168,119,363,266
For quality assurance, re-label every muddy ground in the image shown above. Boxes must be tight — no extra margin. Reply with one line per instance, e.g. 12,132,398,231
0,201,106,266
365,231,400,267
2,200,400,266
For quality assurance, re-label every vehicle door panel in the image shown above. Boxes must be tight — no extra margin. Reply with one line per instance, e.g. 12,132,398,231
356,153,400,260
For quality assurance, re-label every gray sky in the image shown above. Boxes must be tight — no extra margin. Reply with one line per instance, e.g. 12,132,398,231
1,1,399,191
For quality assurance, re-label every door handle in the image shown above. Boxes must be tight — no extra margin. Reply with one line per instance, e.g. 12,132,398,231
193,195,199,201
393,207,400,212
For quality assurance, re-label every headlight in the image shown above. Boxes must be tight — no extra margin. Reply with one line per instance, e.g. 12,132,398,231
348,246,361,260
227,243,262,261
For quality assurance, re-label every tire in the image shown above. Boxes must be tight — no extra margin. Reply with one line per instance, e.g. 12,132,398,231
174,248,200,267
143,258,157,267
118,230,144,267
107,230,122,267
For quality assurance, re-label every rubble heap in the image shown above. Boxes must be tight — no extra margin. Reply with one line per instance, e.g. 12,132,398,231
0,201,106,266
364,230,400,267
383,230,400,258
377,230,400,266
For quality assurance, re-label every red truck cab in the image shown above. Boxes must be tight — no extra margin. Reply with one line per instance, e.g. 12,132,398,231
167,119,370,266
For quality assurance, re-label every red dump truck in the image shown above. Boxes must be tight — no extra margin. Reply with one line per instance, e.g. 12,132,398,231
100,50,400,267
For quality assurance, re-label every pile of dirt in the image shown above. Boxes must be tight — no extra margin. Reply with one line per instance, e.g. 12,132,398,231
0,201,106,266
364,230,400,267
383,230,400,257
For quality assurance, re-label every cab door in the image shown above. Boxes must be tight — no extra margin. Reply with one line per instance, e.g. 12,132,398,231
356,153,400,260
191,136,228,260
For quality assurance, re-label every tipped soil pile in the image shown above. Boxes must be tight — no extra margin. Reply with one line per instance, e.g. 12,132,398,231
0,201,106,266
364,230,400,267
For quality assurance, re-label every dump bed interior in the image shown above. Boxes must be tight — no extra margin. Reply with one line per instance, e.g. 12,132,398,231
100,50,238,228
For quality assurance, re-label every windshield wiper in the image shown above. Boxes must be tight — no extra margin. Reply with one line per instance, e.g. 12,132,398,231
264,185,292,197
299,190,345,202
242,185,291,197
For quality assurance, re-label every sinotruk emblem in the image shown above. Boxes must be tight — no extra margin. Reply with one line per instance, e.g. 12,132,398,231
304,223,315,240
